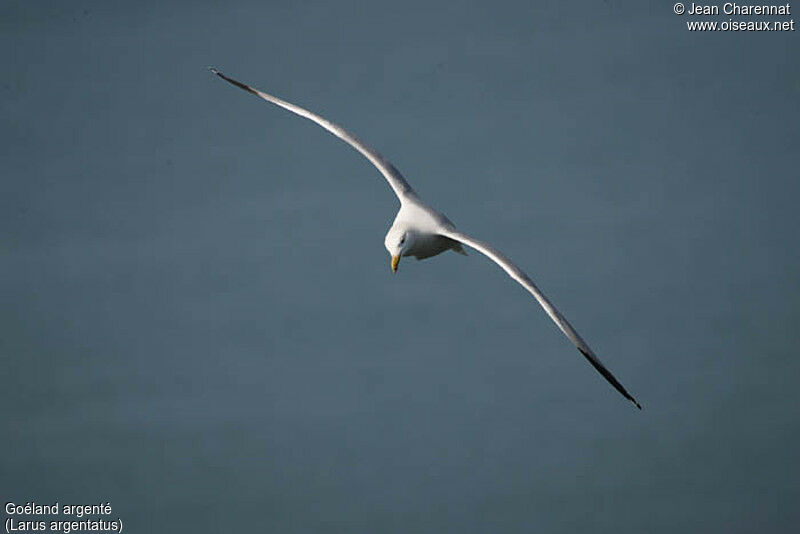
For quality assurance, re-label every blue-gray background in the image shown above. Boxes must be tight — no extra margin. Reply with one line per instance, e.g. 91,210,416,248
2,1,798,532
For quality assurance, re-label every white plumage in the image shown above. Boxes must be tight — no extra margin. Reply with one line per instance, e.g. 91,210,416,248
210,67,641,409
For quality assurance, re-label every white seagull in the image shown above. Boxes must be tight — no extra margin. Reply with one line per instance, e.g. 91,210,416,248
210,68,641,409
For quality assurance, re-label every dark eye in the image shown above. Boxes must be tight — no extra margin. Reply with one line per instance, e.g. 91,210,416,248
400,236,405,244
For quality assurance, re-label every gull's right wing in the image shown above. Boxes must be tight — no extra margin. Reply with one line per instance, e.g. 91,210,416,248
440,228,642,409
209,68,416,202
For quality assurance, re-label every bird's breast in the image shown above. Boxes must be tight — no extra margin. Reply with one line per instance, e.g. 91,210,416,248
408,234,453,260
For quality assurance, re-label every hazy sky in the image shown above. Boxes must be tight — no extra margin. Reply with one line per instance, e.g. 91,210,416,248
2,1,798,532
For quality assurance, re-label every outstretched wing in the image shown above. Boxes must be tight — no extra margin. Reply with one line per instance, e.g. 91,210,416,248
440,229,642,409
209,68,415,202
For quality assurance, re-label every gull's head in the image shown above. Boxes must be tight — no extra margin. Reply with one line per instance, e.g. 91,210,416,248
384,226,414,274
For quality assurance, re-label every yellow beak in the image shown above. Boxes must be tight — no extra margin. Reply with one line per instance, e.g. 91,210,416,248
391,255,400,273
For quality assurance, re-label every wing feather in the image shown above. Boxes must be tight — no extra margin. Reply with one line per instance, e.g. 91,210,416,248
209,68,415,202
441,229,641,409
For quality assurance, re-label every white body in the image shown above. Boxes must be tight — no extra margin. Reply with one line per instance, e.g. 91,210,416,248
211,68,641,409
386,199,463,260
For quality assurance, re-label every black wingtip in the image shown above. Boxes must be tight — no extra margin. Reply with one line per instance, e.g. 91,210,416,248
577,346,641,410
206,67,259,97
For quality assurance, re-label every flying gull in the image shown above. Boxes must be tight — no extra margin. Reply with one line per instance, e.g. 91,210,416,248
209,67,641,409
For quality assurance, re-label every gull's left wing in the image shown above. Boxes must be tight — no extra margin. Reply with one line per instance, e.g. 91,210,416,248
440,229,642,409
209,68,416,203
